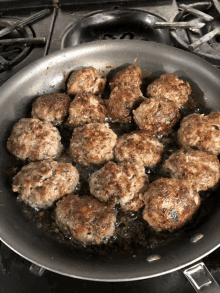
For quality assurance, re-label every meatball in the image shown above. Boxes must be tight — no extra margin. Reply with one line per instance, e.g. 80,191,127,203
7,118,63,161
31,93,71,125
147,73,192,108
69,123,117,166
109,64,142,90
133,97,180,135
67,67,106,95
142,178,201,231
66,91,106,128
12,160,79,209
107,86,145,122
114,131,164,167
89,161,148,211
178,112,220,155
163,148,220,192
55,194,116,245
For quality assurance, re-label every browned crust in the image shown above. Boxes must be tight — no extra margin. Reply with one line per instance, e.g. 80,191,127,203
31,93,71,125
12,160,79,208
7,118,63,161
147,73,192,108
178,112,220,155
107,86,145,122
67,67,106,95
142,178,201,231
66,91,106,128
114,130,164,167
163,148,220,191
55,194,116,245
69,123,117,166
133,97,180,135
109,64,142,90
89,161,148,211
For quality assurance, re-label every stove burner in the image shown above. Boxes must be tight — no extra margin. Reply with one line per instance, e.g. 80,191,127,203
202,14,220,50
61,9,172,49
170,3,220,67
0,18,34,73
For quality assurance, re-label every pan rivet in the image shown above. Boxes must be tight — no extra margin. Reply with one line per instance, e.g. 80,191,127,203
146,255,161,262
190,233,204,243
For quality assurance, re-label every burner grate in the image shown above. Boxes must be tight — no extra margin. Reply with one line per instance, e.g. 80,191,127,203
0,10,49,73
0,18,34,73
170,2,220,67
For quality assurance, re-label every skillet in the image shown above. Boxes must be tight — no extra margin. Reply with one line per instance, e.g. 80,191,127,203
0,40,220,282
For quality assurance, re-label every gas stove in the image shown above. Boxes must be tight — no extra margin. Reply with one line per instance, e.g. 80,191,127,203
1,1,220,292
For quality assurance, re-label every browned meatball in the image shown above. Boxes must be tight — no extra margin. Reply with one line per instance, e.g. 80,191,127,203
7,118,63,161
133,97,180,135
163,148,220,192
178,112,220,155
142,178,201,231
67,67,106,95
69,123,117,166
107,86,145,122
31,93,71,125
89,161,148,211
109,64,142,90
55,194,116,245
66,91,106,128
114,131,164,167
147,73,192,108
12,160,79,209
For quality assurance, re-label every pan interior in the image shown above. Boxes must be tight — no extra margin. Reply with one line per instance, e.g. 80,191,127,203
0,40,220,281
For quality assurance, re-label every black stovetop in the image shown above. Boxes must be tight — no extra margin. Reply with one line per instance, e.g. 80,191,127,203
1,240,220,293
1,1,220,292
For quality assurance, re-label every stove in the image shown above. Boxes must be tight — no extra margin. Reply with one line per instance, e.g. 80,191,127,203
1,1,220,292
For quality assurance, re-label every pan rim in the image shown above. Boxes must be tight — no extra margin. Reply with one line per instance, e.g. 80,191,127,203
1,238,220,281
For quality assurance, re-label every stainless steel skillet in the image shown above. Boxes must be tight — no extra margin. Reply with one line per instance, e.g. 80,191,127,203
0,40,220,288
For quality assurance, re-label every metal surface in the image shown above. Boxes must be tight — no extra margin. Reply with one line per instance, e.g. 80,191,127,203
44,5,58,56
172,2,212,23
170,7,220,66
154,20,205,29
183,262,220,292
61,9,172,49
0,49,20,58
190,234,204,243
29,264,45,277
0,9,50,38
0,55,9,70
212,0,220,15
1,40,220,281
0,18,34,73
0,38,46,45
179,4,214,21
189,28,220,51
183,2,212,12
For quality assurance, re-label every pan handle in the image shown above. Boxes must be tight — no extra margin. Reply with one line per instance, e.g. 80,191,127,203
182,261,220,293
